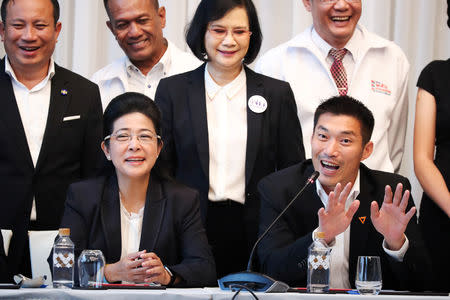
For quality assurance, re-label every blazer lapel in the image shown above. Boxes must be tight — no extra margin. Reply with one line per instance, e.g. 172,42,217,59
349,166,373,281
187,64,209,178
0,59,33,169
139,175,165,251
244,67,264,184
100,175,122,263
35,64,71,172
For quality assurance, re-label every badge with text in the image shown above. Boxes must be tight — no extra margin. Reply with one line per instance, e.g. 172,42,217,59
359,216,366,224
60,89,68,96
370,80,391,95
248,95,267,113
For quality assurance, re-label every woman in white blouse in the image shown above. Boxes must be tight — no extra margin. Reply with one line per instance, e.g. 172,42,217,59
56,92,216,287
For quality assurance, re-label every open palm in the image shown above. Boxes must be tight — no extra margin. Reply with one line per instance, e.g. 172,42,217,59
371,183,416,250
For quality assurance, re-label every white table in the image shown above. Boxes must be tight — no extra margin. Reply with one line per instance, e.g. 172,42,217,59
0,287,448,300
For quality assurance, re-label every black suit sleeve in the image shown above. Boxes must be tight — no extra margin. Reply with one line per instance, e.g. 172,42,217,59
257,176,312,286
80,85,103,178
168,189,216,287
155,79,177,177
276,82,305,168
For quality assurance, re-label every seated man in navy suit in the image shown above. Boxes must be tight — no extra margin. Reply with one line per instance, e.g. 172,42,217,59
257,95,431,291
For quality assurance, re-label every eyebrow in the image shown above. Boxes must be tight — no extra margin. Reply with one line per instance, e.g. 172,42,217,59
316,125,357,137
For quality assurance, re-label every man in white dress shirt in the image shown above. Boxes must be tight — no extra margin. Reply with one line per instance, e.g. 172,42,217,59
256,0,409,173
257,96,431,291
92,0,201,109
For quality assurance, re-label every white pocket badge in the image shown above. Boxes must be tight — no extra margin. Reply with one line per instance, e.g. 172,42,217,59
248,95,267,113
63,115,81,121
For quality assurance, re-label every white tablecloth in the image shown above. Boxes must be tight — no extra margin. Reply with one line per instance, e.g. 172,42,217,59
0,287,448,300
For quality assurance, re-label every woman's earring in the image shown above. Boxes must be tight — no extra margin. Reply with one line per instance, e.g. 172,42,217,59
106,155,111,161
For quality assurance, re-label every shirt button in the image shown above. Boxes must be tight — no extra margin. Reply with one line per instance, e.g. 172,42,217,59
147,84,151,88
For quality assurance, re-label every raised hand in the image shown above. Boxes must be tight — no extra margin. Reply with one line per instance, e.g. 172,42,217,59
370,183,416,250
104,250,149,283
318,182,360,244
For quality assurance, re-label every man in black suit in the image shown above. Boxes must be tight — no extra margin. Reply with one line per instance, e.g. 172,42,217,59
0,0,102,278
257,95,431,291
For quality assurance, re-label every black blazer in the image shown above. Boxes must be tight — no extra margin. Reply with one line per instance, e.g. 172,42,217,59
54,174,216,287
155,64,305,245
257,160,432,291
0,58,103,276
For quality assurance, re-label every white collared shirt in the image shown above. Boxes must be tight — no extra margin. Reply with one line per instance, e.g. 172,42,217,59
5,56,55,221
205,65,247,204
125,45,170,101
314,172,409,289
119,199,144,260
92,40,202,110
311,27,363,83
256,25,410,173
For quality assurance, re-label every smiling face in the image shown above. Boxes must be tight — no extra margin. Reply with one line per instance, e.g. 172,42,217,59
311,113,372,194
303,0,361,49
106,0,166,74
102,112,162,182
0,0,61,76
204,6,250,77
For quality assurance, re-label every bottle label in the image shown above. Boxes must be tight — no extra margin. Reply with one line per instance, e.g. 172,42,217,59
53,253,74,268
308,254,330,270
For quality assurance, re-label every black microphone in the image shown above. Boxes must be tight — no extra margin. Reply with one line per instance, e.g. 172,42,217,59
218,170,320,293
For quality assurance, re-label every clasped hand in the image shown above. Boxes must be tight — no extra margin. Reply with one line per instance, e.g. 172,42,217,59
104,250,171,284
318,182,416,250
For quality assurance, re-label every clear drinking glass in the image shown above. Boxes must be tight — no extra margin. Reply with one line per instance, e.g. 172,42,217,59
78,250,105,288
355,256,382,295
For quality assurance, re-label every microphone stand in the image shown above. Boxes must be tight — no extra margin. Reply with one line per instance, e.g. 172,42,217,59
218,171,320,293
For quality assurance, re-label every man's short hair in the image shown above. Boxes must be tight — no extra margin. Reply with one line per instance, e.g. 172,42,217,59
186,0,263,64
103,0,159,19
313,95,375,146
1,0,60,25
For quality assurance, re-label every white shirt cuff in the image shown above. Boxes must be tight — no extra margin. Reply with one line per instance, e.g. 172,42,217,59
382,235,409,262
312,227,336,247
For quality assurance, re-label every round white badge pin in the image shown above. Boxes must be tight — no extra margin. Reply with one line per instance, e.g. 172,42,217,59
248,95,267,113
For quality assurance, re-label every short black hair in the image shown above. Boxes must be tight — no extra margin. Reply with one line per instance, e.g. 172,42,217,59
1,0,60,25
103,92,170,180
103,0,159,19
186,0,262,64
313,95,375,146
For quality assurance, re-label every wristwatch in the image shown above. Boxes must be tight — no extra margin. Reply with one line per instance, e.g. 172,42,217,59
164,265,176,287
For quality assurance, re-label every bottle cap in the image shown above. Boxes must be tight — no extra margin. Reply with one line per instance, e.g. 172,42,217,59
59,228,70,236
314,231,325,239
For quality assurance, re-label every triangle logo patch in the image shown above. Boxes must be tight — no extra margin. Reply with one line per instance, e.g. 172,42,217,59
359,216,366,224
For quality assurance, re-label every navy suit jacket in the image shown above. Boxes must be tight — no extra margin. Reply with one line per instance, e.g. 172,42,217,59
0,58,103,276
54,174,216,287
155,64,305,247
257,160,432,291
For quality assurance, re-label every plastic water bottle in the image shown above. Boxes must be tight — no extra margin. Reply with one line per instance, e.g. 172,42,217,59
53,228,74,288
307,231,331,293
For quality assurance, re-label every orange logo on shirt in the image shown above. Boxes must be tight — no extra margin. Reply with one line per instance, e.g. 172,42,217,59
359,216,366,224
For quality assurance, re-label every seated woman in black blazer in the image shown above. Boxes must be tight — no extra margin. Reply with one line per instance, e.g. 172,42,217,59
57,92,216,286
155,0,305,278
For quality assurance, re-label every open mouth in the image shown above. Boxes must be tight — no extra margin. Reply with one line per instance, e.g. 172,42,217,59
125,158,145,162
331,16,351,22
321,160,339,170
19,46,39,52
